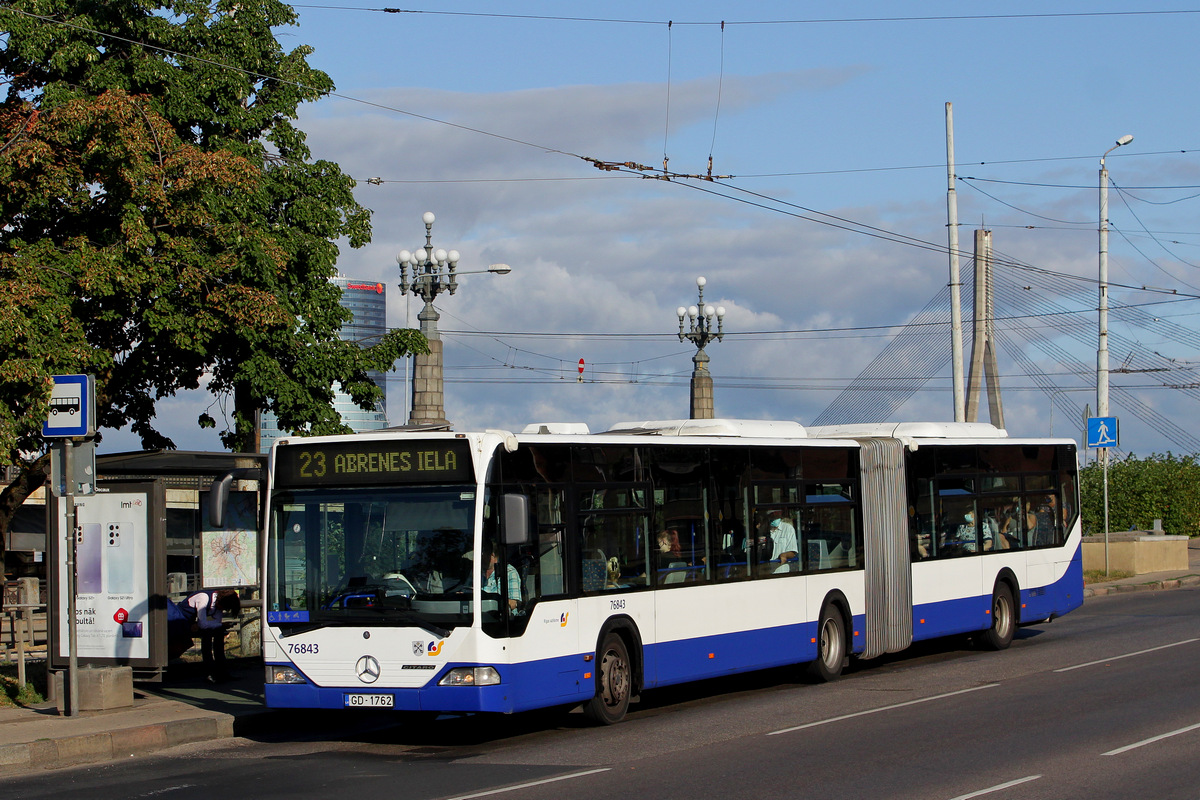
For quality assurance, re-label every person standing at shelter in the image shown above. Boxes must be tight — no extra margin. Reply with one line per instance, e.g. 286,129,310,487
180,588,241,683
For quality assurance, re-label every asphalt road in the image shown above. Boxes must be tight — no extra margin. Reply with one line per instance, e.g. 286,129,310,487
9,587,1200,800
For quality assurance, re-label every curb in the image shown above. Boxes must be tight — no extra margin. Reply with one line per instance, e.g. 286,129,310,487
1083,573,1200,598
0,715,234,778
0,706,374,777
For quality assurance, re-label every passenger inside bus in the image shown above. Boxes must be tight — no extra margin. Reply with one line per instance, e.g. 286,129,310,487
1028,495,1058,546
979,509,1001,551
755,510,798,574
656,528,682,566
991,500,1020,550
940,508,979,554
479,539,522,612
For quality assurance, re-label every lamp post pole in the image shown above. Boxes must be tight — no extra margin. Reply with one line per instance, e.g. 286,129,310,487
1098,134,1131,574
1098,134,1132,422
396,212,510,427
676,277,726,419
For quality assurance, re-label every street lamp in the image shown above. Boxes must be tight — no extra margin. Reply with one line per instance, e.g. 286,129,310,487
1097,134,1131,574
676,276,726,419
395,212,510,426
1098,134,1132,420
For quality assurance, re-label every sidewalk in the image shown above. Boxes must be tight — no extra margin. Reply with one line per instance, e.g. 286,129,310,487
0,659,277,777
3,541,1199,777
1082,536,1200,597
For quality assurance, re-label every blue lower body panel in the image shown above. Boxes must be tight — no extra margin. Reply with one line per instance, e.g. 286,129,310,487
646,621,814,688
265,652,593,714
1023,548,1084,622
913,546,1084,641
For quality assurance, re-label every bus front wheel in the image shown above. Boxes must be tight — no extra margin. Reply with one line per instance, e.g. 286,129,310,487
806,604,846,682
980,583,1016,651
584,632,631,725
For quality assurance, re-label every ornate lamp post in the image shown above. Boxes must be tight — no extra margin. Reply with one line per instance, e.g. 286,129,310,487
397,212,510,427
676,276,726,419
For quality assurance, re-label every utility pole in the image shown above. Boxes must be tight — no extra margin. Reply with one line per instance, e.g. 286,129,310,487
1098,135,1132,422
946,102,965,422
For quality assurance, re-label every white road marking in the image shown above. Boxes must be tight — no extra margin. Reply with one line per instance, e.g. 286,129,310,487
441,768,612,800
766,684,1000,736
136,786,199,797
1053,638,1200,673
947,774,1041,800
1103,721,1200,756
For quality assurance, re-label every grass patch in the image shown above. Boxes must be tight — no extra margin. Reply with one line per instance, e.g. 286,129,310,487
0,661,48,707
1083,569,1135,584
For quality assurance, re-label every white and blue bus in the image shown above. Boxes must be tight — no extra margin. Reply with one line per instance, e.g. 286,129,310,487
259,419,1082,723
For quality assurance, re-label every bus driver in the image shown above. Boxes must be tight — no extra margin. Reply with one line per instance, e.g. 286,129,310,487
481,539,522,611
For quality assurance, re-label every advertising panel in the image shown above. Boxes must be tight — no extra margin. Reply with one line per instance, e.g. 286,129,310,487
50,481,167,670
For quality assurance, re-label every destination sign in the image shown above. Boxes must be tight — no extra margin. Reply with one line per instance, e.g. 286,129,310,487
274,440,473,487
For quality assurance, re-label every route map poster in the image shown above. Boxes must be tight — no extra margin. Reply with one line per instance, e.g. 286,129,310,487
200,491,258,588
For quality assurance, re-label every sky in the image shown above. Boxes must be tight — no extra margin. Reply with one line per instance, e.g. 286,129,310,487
100,1,1200,457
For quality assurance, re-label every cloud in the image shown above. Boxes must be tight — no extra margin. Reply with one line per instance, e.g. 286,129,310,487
101,60,1200,456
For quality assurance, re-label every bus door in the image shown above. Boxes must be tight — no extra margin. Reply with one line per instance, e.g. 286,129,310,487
573,483,657,684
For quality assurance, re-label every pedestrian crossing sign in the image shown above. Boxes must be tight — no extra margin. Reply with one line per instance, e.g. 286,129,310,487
1087,416,1119,449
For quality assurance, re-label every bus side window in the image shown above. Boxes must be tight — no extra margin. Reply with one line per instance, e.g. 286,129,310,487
1026,493,1059,547
533,529,565,599
579,514,649,592
525,489,566,603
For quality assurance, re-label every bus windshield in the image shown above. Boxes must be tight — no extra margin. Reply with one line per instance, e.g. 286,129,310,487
268,485,479,633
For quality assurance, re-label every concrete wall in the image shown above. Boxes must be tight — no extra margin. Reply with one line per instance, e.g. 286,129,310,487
1082,533,1190,574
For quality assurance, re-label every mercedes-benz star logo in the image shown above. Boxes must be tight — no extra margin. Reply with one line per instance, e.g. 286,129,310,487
355,655,381,684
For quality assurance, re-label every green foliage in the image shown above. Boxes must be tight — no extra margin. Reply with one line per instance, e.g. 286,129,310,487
0,1,425,452
1079,453,1200,538
0,0,427,546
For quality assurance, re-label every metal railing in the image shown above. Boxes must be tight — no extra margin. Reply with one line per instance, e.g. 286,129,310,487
2,578,45,689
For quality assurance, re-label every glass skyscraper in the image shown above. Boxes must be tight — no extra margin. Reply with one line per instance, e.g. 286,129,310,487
258,277,390,452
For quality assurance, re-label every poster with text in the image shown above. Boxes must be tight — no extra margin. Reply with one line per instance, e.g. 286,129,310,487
56,491,150,660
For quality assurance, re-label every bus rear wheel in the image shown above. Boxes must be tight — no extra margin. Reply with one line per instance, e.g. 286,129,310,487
980,583,1016,650
584,633,632,725
806,604,846,682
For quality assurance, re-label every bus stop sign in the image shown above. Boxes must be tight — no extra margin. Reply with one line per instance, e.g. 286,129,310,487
43,374,95,438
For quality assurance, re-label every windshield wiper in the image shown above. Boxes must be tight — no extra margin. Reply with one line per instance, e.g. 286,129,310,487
399,614,451,639
354,604,452,638
277,609,450,640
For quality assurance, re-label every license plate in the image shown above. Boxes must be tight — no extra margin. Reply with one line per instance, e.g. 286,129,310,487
344,693,394,708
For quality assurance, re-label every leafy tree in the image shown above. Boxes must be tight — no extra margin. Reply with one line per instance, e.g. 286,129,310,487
1079,453,1200,538
0,2,426,553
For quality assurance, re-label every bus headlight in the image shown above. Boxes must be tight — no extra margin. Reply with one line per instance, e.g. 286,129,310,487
266,665,307,684
438,667,500,687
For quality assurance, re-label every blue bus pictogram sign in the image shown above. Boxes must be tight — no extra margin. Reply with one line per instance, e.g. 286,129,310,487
43,375,95,437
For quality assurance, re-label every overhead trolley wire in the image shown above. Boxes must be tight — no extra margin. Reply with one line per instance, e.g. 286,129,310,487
294,6,1200,28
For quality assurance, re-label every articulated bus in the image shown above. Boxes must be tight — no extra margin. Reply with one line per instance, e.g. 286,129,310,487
260,419,1082,724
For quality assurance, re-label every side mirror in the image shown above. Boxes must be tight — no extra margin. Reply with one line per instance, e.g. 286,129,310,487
208,468,261,528
501,494,530,545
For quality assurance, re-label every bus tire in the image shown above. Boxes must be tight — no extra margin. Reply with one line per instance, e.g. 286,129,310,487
806,603,846,682
980,582,1016,651
583,632,632,725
